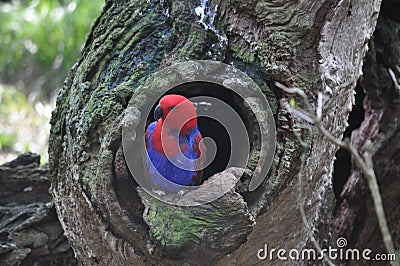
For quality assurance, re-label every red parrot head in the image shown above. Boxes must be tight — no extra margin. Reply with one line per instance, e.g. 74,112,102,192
154,94,197,135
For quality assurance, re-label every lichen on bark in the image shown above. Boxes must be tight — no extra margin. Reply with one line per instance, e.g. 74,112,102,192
48,0,384,265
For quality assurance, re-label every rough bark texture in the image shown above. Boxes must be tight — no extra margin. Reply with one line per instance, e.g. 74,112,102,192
334,11,400,264
219,0,382,264
0,153,77,266
46,0,388,265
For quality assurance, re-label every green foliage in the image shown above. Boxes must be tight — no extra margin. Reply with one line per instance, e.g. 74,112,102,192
0,0,104,163
0,0,104,76
290,97,296,107
0,84,53,164
0,132,17,150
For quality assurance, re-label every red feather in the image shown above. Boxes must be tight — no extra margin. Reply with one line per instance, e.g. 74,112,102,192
193,131,206,185
145,94,206,188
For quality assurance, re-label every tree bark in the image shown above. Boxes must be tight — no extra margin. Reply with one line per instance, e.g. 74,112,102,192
334,11,400,265
46,0,398,265
0,153,77,266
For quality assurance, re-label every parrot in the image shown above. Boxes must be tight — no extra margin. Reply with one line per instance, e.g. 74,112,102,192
145,94,206,196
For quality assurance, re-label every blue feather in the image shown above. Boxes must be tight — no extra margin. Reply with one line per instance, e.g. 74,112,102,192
145,122,202,192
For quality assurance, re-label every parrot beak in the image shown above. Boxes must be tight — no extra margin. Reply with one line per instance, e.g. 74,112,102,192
154,104,163,121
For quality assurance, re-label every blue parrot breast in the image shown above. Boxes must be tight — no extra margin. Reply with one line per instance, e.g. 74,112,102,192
145,121,200,192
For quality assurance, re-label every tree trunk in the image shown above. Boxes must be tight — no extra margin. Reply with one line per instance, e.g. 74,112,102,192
0,153,77,266
46,0,399,265
334,9,400,265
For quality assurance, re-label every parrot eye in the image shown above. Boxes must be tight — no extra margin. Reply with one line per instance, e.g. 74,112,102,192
169,106,175,111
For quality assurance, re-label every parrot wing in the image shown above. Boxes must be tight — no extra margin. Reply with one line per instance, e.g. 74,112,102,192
192,130,206,185
144,122,162,190
143,123,153,186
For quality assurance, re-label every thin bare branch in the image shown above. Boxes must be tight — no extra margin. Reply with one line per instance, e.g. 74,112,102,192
292,128,336,266
388,68,400,92
276,82,396,265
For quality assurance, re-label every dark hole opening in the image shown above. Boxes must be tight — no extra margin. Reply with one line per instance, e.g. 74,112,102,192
145,81,259,183
333,84,365,199
198,116,232,179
